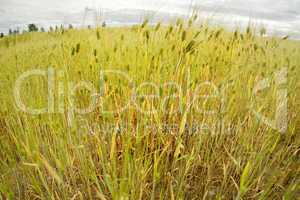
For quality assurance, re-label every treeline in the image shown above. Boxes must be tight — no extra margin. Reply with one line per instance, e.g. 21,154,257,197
0,22,107,38
0,24,74,37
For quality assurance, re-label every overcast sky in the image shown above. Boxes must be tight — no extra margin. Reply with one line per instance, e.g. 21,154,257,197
0,0,299,37
1,0,299,13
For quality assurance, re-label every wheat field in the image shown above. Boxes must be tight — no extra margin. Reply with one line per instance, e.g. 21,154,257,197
0,18,299,199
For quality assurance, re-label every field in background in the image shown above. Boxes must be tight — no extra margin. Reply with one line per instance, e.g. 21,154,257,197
0,18,299,199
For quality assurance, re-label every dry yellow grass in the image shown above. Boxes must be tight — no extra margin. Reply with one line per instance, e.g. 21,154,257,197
0,18,299,199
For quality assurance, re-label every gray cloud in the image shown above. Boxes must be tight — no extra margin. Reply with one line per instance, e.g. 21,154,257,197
0,0,299,38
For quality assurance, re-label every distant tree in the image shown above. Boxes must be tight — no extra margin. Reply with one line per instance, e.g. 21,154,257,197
0,33,4,38
87,25,92,29
7,29,19,35
68,24,73,29
102,21,106,28
260,27,267,36
55,26,59,32
28,24,38,32
49,26,54,32
40,27,45,32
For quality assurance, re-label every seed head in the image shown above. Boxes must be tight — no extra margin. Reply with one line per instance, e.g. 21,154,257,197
75,43,80,53
141,19,149,29
181,31,187,41
155,23,161,31
96,30,100,40
71,47,75,56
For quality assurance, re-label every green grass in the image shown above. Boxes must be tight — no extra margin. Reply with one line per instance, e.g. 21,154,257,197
0,18,299,199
